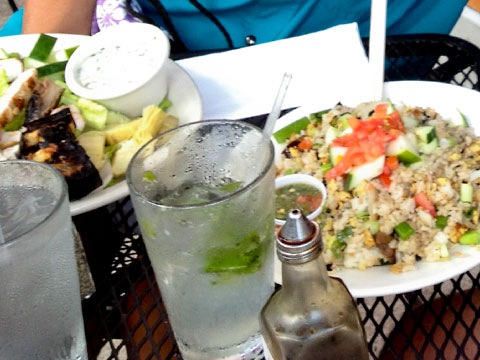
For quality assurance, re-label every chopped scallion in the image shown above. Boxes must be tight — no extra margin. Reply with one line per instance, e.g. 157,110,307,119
435,215,448,229
394,222,415,240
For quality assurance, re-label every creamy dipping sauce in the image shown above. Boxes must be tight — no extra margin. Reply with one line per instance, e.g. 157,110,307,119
76,35,160,93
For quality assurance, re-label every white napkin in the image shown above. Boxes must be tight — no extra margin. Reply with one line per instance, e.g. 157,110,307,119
176,23,370,120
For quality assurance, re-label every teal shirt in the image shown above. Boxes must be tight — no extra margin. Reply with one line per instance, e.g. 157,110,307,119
0,0,468,50
137,0,468,51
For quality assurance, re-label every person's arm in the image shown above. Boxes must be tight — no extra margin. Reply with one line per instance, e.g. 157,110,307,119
23,0,96,35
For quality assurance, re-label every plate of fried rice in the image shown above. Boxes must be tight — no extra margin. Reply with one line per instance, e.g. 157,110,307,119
273,81,480,298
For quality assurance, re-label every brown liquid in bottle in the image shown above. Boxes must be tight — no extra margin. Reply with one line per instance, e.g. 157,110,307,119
260,209,369,360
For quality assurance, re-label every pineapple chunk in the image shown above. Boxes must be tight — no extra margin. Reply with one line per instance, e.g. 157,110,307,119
77,131,106,170
104,118,142,145
111,139,141,177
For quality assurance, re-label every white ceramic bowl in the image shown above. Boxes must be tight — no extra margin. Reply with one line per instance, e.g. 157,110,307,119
65,23,170,118
275,173,327,226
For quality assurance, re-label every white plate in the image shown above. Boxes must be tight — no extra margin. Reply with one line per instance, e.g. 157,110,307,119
273,80,480,298
0,34,203,216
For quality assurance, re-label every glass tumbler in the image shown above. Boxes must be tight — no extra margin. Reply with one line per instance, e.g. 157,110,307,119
127,120,275,360
0,160,87,360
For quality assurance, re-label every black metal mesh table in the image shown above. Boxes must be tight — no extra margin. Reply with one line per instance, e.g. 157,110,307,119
76,34,480,359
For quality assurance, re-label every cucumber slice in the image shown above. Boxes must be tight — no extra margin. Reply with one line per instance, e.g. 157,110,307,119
29,34,57,62
329,146,347,166
415,126,436,143
461,183,473,202
272,116,310,143
325,125,339,146
345,155,385,191
37,61,67,78
402,116,419,129
47,46,79,62
339,126,353,137
386,135,421,165
418,138,438,154
450,108,468,127
23,56,47,69
339,113,352,130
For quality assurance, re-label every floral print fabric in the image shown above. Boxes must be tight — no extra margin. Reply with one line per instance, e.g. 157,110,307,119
91,0,143,34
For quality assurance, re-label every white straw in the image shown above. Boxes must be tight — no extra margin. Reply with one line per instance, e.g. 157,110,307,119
0,224,5,244
369,0,387,101
263,73,293,138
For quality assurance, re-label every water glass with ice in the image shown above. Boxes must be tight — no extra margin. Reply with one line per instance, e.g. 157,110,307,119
127,120,275,360
0,160,87,359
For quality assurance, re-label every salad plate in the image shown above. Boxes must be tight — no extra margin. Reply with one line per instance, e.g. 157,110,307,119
0,34,203,216
272,80,480,298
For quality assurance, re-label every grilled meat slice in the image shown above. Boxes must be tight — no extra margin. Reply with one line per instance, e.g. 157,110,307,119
375,231,396,264
0,68,37,129
21,108,102,200
25,77,65,123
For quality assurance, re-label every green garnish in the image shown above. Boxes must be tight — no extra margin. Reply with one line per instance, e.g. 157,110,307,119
3,108,25,131
435,215,448,229
328,226,353,259
143,171,157,182
337,226,353,243
459,230,480,245
158,98,172,111
104,143,119,161
355,211,369,220
105,178,120,188
394,222,414,240
284,169,296,175
139,219,156,238
365,221,379,235
204,232,262,275
309,109,329,122
219,181,243,192
320,163,333,174
272,117,310,143
465,207,475,219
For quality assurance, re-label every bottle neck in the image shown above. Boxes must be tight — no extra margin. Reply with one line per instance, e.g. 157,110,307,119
281,253,330,293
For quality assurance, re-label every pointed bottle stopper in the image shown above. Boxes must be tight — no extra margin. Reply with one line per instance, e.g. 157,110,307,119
276,209,322,264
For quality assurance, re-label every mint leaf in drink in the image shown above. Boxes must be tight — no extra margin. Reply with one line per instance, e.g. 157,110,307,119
219,181,243,192
204,232,262,276
142,171,156,181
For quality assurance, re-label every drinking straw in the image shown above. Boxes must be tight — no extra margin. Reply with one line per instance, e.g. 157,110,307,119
263,72,293,138
0,224,4,244
369,0,387,101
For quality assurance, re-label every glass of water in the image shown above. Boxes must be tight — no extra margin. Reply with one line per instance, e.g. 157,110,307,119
0,160,87,360
127,120,275,360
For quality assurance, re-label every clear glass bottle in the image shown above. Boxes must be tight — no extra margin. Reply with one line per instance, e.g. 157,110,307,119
260,209,369,360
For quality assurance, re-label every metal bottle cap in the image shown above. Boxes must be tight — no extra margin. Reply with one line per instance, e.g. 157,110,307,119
277,209,322,264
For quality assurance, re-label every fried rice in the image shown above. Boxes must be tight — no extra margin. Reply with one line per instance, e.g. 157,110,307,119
275,102,480,273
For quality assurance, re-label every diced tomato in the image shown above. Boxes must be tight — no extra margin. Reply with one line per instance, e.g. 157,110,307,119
379,173,392,188
348,116,361,130
298,193,324,211
386,156,399,171
386,110,405,132
374,103,388,117
298,138,313,150
414,192,437,217
327,110,403,181
382,162,391,176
